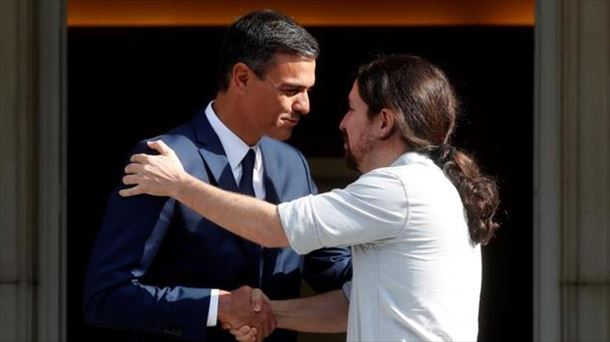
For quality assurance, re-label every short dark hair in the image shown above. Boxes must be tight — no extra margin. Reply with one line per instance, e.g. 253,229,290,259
357,55,500,245
217,10,319,92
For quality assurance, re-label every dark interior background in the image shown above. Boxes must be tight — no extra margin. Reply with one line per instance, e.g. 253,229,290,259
68,26,533,341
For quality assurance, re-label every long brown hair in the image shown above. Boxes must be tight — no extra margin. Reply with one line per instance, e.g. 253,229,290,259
357,54,499,245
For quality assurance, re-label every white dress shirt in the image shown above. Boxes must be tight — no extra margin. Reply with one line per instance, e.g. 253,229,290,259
204,101,265,327
279,152,481,341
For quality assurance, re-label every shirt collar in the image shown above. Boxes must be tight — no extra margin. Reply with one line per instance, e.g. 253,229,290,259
392,151,437,168
204,101,259,173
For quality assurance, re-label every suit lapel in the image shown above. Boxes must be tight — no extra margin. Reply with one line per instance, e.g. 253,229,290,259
259,139,281,281
259,138,281,205
192,110,260,286
191,111,238,192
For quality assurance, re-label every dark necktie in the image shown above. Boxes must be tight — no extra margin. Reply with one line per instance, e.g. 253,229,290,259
237,149,276,287
238,149,256,197
237,149,261,285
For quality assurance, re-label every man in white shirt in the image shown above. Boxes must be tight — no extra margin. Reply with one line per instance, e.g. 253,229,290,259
119,54,500,341
84,10,351,342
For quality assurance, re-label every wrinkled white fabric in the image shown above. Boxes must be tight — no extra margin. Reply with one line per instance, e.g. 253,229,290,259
278,152,481,341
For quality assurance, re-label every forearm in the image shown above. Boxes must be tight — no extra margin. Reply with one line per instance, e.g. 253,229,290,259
175,174,289,248
272,289,348,333
84,280,212,339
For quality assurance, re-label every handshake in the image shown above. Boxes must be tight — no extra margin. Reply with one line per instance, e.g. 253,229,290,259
218,286,276,342
217,285,348,341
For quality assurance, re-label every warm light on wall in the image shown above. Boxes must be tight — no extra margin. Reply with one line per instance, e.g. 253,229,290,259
68,0,535,27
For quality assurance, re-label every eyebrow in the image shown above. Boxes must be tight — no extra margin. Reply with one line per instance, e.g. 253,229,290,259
277,82,312,90
278,83,311,89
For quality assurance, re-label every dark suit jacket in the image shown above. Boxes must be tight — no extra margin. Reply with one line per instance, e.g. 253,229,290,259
83,110,352,341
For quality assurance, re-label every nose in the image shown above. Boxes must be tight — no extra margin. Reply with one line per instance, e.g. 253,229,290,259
339,112,348,131
293,91,310,116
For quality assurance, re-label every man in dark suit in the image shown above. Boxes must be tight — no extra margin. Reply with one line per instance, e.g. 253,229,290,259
83,10,351,342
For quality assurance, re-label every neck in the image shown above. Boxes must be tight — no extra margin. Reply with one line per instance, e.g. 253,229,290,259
213,92,261,146
359,138,408,173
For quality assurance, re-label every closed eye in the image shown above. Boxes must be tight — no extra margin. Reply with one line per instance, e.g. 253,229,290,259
276,81,313,97
281,88,301,96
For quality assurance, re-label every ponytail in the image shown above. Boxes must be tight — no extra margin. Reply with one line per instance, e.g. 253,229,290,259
355,54,500,244
418,145,500,245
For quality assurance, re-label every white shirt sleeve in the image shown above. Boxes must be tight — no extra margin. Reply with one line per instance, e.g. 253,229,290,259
206,289,219,327
278,169,409,255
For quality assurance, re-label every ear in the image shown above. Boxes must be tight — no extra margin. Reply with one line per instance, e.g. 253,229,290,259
231,62,252,94
377,108,397,139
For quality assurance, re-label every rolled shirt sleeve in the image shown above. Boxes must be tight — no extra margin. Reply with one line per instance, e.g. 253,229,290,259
278,169,409,255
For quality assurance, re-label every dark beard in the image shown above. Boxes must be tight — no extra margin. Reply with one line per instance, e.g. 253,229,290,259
342,131,359,171
344,147,359,171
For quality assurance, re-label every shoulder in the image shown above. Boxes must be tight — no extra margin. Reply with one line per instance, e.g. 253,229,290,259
347,167,407,200
385,154,461,206
344,163,445,210
260,137,316,196
380,153,447,188
129,122,204,173
260,136,304,157
133,122,198,154
260,137,310,170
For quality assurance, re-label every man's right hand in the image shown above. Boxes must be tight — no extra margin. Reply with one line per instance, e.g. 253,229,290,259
226,288,272,342
218,286,275,342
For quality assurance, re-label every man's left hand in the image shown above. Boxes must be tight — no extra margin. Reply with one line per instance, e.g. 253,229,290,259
120,140,187,198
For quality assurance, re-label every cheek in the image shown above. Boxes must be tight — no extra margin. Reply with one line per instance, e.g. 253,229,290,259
254,100,279,124
272,100,292,121
348,117,362,133
355,123,370,145
279,97,293,112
